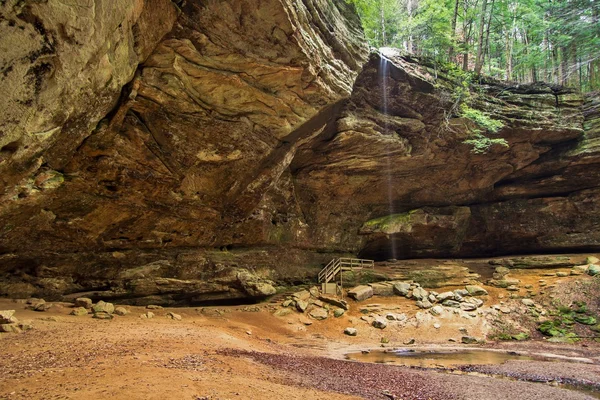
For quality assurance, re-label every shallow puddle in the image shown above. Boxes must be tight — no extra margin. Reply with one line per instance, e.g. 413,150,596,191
346,349,535,368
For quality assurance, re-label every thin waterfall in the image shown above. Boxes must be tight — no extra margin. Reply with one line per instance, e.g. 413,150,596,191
379,54,398,260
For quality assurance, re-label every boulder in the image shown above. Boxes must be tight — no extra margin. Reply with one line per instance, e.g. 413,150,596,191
333,309,345,318
348,286,373,301
318,295,350,310
74,298,93,309
416,300,433,309
146,305,163,310
393,282,411,296
0,324,22,333
33,302,52,312
461,336,478,344
296,300,309,313
587,256,600,264
114,307,129,316
442,300,461,308
309,308,328,320
93,312,113,320
430,305,444,316
344,327,357,336
292,290,311,301
411,287,428,301
70,307,89,316
465,285,488,296
372,318,387,329
521,299,535,307
92,301,115,315
166,312,182,321
460,303,477,311
0,310,16,324
588,265,600,276
437,292,455,302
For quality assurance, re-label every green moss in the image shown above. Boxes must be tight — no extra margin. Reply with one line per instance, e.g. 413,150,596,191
361,210,421,234
511,332,530,341
574,315,597,325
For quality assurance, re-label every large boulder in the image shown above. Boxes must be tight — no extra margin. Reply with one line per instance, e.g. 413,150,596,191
348,285,373,301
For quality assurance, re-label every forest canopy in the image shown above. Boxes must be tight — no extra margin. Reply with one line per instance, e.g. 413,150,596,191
347,0,600,92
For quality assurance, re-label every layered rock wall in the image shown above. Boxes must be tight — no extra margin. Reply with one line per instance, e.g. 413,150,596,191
1,1,599,303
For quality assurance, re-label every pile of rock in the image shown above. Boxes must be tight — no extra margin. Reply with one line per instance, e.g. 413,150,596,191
276,287,349,321
348,281,488,312
0,310,33,333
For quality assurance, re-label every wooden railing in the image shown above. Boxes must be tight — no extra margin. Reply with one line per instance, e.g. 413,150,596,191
318,258,374,285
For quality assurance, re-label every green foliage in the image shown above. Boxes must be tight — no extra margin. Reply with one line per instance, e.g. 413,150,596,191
460,104,504,133
347,0,600,91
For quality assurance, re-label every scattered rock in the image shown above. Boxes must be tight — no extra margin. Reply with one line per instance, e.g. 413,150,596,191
344,327,357,336
0,310,16,324
296,300,309,313
309,286,320,298
246,330,252,335
416,299,433,309
17,321,33,331
465,285,488,296
318,295,349,310
166,312,182,320
92,301,115,315
309,308,328,320
140,311,154,319
70,307,88,316
461,336,478,344
348,285,373,301
411,287,428,301
433,323,441,329
430,305,444,316
33,301,52,312
506,285,519,291
74,297,93,309
437,292,455,302
442,300,461,308
556,271,569,277
0,324,22,333
292,290,311,301
460,303,477,311
588,265,600,276
393,282,411,296
372,318,387,329
114,307,129,316
146,305,163,310
93,311,113,320
282,299,294,307
587,256,600,264
333,308,345,318
521,299,535,307
274,308,293,317
404,338,415,345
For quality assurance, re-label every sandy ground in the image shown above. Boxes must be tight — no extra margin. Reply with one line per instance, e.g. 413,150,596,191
2,293,600,400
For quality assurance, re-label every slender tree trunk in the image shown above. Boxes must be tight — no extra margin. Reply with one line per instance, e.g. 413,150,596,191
449,0,460,61
474,0,488,75
560,46,568,85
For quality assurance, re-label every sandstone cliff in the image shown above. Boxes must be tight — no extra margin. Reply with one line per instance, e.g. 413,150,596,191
0,1,598,303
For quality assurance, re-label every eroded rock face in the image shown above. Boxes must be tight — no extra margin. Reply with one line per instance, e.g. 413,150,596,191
0,0,368,303
293,53,600,259
1,1,599,303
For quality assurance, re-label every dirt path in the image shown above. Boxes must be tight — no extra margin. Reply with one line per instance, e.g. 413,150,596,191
2,298,600,400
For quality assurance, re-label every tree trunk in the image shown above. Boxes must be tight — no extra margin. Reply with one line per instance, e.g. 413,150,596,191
474,0,488,75
449,0,460,61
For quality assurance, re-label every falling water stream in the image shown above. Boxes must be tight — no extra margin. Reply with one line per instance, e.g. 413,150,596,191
379,52,397,260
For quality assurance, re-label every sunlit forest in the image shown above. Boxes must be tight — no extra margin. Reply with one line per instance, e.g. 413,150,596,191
348,0,600,91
